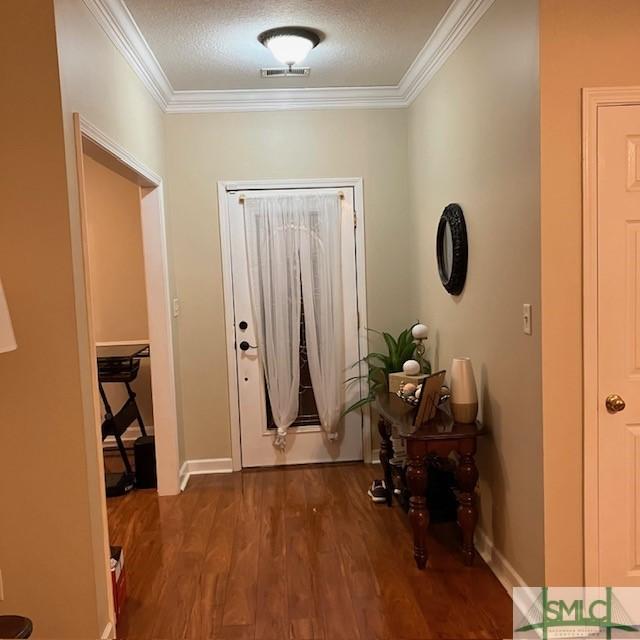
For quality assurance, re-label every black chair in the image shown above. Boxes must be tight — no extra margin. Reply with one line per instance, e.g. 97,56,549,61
99,355,148,474
98,347,149,495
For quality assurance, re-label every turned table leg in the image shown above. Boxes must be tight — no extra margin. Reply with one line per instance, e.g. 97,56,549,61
378,418,394,506
456,439,479,566
406,454,429,569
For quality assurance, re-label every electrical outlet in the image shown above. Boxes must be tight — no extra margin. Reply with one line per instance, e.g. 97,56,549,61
523,304,532,335
172,297,180,318
0,568,5,600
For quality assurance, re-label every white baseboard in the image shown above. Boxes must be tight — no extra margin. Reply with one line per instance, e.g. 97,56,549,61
103,425,154,448
179,457,233,491
370,446,406,463
101,621,115,639
475,527,530,599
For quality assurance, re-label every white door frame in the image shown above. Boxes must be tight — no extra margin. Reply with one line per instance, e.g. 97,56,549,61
74,113,181,496
582,86,640,584
217,178,371,471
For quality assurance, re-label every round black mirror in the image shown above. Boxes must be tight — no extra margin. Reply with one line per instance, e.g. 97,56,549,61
436,203,467,295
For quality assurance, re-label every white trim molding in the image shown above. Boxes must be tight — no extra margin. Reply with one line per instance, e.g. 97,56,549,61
82,0,172,109
103,425,154,447
83,0,494,113
77,114,181,496
168,85,406,113
217,178,370,471
79,116,162,186
474,527,529,598
179,458,234,491
582,86,640,586
398,0,495,104
101,621,115,640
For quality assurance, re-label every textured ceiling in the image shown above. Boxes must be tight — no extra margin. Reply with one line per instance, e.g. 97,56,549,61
123,0,453,91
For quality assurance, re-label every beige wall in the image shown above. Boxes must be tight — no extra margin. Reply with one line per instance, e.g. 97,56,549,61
408,0,543,585
540,0,640,585
54,0,165,177
0,1,105,636
51,0,169,633
83,152,154,426
84,153,149,343
166,109,414,460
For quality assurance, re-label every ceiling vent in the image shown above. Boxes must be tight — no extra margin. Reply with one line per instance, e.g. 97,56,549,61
261,67,310,78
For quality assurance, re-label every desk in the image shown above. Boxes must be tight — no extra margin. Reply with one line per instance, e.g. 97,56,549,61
96,343,149,360
375,392,485,569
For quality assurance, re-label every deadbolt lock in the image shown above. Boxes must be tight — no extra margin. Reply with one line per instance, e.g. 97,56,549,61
605,394,626,413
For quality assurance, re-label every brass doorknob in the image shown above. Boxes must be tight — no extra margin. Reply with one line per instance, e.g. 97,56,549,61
606,394,626,413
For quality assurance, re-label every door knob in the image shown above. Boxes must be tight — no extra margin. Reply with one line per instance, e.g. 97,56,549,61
239,340,257,352
606,394,626,413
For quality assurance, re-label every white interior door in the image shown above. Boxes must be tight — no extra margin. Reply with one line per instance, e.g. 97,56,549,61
597,104,640,585
227,187,363,467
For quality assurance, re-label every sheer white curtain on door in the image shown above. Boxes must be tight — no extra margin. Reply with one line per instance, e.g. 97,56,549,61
299,195,344,440
243,192,344,448
244,196,301,448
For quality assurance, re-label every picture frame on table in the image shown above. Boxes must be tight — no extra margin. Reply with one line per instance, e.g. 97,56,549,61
414,370,447,426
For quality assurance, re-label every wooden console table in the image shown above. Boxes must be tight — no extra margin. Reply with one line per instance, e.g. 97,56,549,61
375,392,485,570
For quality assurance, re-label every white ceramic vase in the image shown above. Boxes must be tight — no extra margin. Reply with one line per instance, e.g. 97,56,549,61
450,357,478,424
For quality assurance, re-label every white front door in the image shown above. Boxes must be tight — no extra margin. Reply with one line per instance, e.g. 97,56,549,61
227,186,363,468
596,104,640,585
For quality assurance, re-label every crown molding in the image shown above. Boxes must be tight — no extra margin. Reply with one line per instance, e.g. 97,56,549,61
79,115,162,185
83,0,494,113
82,0,172,109
399,0,495,103
167,85,407,113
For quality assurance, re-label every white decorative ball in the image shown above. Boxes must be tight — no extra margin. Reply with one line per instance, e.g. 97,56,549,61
402,359,421,376
411,323,429,340
402,383,417,396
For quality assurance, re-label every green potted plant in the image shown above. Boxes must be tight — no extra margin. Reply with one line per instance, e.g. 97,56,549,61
343,324,431,415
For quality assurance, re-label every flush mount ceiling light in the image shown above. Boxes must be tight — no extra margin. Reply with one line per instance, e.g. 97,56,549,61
258,27,320,69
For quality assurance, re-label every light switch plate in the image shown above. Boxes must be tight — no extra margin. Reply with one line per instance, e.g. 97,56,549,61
172,297,180,318
523,304,532,335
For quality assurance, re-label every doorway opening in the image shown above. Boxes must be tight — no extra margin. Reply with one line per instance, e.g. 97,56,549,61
218,179,370,469
74,114,181,634
74,115,180,498
82,141,156,495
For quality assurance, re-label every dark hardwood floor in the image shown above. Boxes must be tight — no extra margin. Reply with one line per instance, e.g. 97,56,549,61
107,463,512,639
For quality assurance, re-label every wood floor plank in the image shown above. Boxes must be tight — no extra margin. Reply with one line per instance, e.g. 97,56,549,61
220,470,263,632
111,492,178,638
303,466,362,640
150,478,220,639
359,464,510,640
107,462,513,640
348,464,433,640
198,474,240,639
283,468,323,640
254,469,288,640
323,464,391,640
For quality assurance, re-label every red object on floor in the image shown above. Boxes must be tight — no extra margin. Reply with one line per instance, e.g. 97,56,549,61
110,546,126,622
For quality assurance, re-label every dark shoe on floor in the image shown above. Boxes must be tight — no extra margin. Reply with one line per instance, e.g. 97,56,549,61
368,479,387,503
